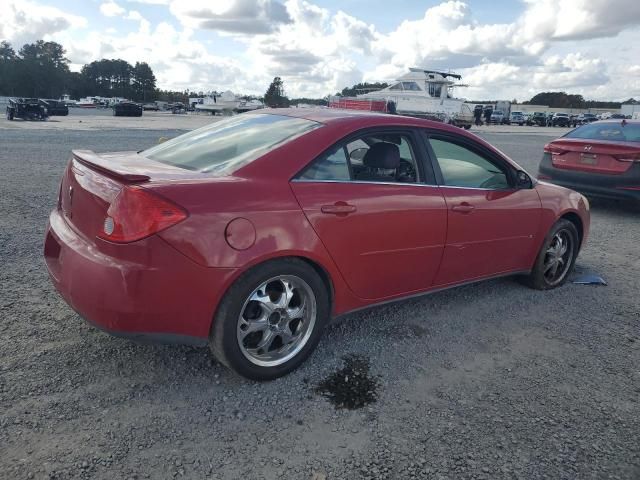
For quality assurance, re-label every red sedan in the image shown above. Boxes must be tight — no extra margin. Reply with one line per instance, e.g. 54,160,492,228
538,120,640,202
44,109,590,380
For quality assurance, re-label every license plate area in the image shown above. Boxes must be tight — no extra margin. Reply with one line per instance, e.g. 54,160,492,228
580,153,597,165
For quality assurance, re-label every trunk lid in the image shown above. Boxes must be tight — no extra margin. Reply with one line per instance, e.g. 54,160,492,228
547,139,640,175
58,150,198,240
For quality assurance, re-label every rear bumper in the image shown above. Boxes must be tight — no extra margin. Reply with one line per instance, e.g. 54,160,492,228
44,209,237,344
538,153,640,201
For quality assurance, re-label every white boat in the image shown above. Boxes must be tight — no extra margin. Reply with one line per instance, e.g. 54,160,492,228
75,97,98,108
356,68,473,128
195,91,263,114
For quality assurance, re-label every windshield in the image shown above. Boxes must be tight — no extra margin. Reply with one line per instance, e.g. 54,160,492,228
564,122,640,142
142,114,321,173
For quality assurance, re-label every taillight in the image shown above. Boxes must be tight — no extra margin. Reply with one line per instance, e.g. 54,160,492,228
543,143,565,154
98,186,187,243
613,153,640,163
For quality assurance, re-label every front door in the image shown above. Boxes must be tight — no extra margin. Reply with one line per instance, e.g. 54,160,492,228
424,135,542,286
291,130,447,300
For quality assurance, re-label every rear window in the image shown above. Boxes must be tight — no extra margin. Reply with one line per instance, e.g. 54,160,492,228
565,122,640,142
142,114,321,173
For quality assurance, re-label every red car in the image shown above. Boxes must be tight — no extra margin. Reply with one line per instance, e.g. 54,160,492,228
44,109,590,380
538,120,640,202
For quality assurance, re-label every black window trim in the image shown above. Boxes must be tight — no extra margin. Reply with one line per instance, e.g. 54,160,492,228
419,129,518,190
292,126,437,186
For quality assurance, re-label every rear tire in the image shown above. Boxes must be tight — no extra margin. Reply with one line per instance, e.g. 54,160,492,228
210,258,329,380
524,219,579,290
6,108,14,121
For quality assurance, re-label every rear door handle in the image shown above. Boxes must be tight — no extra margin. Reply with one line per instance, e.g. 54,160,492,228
321,203,357,215
451,203,475,213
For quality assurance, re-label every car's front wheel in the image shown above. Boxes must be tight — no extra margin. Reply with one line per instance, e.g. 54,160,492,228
525,219,579,290
210,258,329,380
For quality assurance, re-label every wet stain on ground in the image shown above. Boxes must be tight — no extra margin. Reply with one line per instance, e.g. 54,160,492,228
315,354,380,410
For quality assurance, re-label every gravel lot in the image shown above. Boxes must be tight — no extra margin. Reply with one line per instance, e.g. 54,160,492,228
1,117,639,480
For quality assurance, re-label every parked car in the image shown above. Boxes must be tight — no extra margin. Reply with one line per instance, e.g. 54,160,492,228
573,113,598,127
529,112,548,126
41,99,69,116
538,120,640,203
142,103,159,111
610,113,626,119
5,98,48,121
509,111,525,126
113,102,143,117
551,113,571,127
490,110,505,124
44,109,590,380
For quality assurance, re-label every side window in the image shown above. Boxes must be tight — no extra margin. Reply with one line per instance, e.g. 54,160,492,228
388,83,403,91
298,132,422,184
429,138,511,189
299,146,350,181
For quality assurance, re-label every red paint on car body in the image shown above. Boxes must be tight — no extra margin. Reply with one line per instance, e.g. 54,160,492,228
45,109,590,343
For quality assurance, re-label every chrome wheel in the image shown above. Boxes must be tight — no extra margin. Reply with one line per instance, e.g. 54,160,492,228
543,229,574,286
237,275,317,367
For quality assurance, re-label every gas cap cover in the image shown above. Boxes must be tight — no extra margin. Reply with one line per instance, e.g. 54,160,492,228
224,218,256,250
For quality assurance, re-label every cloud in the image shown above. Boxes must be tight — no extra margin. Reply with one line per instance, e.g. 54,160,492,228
0,0,87,46
126,0,170,4
170,0,292,34
520,0,640,41
125,10,143,21
99,1,126,17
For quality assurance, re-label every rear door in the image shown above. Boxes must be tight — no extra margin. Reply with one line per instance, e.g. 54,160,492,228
291,129,447,300
423,133,542,286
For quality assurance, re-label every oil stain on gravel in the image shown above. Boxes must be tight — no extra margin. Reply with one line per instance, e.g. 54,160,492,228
315,354,380,409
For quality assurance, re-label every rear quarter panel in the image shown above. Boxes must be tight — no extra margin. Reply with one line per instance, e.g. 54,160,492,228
151,178,362,316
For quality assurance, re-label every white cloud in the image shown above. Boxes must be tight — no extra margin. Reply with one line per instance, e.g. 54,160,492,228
170,0,292,34
100,1,126,18
0,0,87,46
125,10,143,21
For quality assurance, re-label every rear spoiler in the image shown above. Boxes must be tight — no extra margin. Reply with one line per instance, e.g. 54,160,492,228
72,150,150,182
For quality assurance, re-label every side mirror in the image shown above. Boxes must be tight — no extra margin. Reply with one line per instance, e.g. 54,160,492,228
516,170,532,189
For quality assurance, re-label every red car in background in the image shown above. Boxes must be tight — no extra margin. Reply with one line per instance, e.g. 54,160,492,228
44,109,590,380
538,120,640,202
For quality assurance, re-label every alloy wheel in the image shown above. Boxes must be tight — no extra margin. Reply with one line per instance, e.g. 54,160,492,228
543,230,574,286
236,275,317,367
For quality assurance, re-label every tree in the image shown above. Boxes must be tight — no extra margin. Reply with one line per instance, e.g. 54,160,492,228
132,62,157,102
0,41,18,95
17,40,70,97
264,77,289,108
338,82,388,97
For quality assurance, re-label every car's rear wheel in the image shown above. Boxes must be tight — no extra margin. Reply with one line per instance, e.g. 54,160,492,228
524,219,579,290
210,258,329,380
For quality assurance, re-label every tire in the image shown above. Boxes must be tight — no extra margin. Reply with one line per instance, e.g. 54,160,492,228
6,108,14,121
523,219,579,290
210,258,329,380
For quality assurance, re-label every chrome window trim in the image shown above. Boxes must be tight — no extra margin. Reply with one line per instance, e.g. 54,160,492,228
290,178,515,191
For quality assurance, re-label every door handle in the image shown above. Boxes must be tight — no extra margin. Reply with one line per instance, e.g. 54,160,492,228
451,203,475,213
321,203,357,215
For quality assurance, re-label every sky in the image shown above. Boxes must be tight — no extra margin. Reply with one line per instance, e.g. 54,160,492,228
1,0,639,101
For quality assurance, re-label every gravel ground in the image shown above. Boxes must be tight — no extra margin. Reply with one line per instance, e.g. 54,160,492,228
1,120,639,480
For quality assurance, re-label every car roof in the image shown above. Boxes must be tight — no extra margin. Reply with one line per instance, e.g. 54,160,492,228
254,107,467,131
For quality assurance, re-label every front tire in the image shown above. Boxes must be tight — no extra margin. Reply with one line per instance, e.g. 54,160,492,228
524,219,579,290
210,258,329,380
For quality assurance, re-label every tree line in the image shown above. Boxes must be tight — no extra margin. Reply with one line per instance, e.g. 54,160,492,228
0,40,158,102
523,92,632,109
